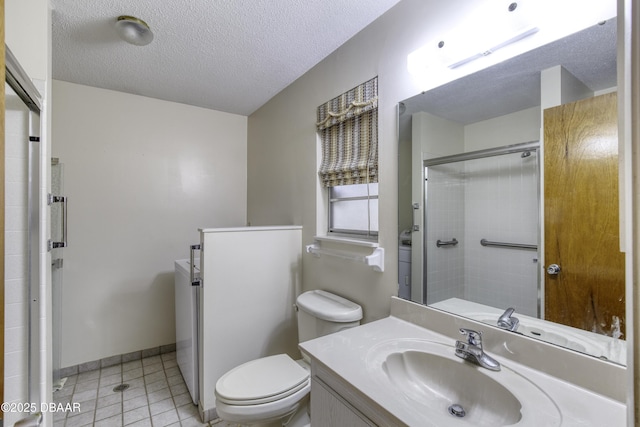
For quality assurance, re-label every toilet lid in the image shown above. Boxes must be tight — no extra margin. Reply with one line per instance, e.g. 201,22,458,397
215,354,310,405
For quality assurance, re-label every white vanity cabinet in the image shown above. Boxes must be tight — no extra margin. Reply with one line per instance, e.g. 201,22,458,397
300,299,627,427
311,378,374,427
309,361,402,427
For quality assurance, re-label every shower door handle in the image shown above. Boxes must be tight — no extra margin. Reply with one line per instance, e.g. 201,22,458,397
48,193,68,251
412,203,420,231
190,244,201,286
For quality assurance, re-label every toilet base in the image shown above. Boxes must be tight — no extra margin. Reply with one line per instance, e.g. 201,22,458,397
215,391,309,427
229,401,309,427
282,400,310,427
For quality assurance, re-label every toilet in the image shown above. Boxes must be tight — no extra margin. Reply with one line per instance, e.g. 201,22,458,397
214,290,363,426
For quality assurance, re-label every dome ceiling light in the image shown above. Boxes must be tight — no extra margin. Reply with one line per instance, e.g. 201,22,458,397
115,15,154,46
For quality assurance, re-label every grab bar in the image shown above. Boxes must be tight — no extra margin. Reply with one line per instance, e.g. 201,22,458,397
436,238,458,248
47,193,68,251
480,239,537,250
190,244,201,286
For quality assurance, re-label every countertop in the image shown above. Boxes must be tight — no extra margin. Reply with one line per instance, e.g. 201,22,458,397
300,315,626,427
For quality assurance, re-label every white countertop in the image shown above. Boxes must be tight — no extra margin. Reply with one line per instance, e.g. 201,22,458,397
431,298,627,365
300,315,626,427
199,225,302,233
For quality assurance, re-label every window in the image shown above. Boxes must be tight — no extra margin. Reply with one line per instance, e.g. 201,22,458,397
329,183,378,238
317,77,378,239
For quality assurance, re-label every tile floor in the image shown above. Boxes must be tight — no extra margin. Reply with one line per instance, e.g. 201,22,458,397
53,351,237,427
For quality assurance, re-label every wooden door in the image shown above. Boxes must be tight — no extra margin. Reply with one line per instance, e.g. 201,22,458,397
544,92,625,337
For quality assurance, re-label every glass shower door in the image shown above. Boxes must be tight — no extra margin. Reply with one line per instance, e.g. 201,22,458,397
4,59,42,426
51,158,65,390
423,145,540,315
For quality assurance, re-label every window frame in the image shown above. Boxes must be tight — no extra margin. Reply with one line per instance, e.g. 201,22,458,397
327,183,379,240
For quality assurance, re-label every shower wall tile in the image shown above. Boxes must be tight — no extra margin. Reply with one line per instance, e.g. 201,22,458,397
425,151,539,316
5,278,28,304
5,205,27,232
426,163,465,304
463,152,539,316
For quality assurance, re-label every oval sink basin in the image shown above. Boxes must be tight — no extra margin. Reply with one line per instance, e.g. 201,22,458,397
384,350,521,426
367,339,561,426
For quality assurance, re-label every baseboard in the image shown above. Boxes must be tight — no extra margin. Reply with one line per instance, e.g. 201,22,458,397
58,343,177,378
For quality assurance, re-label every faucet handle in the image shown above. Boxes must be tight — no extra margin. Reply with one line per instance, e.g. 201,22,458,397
501,307,515,318
459,328,482,346
498,307,520,331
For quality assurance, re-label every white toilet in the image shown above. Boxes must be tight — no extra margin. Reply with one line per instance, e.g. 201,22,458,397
214,290,363,426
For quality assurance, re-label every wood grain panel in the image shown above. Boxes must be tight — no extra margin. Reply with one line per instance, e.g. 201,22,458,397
544,92,626,337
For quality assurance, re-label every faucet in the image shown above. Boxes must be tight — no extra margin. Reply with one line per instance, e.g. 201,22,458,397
455,328,501,371
497,307,520,332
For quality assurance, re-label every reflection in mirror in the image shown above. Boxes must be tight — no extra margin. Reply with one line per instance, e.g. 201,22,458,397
397,19,626,365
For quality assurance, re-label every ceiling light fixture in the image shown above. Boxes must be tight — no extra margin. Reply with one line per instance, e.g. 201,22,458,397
447,26,539,69
115,15,154,46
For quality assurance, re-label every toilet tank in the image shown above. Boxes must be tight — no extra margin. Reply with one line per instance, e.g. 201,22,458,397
296,290,363,343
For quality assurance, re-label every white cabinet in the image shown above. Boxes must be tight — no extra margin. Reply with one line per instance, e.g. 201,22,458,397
311,377,375,427
197,226,302,421
308,361,403,426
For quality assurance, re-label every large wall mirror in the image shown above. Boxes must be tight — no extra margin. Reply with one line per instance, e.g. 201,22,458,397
397,18,626,366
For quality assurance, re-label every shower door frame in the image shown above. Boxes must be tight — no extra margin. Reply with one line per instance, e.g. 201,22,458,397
422,140,541,311
5,45,44,414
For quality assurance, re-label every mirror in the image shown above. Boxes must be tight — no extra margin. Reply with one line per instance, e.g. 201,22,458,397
397,19,626,365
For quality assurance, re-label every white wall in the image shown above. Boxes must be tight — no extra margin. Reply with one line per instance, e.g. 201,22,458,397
52,81,248,366
6,0,50,81
245,0,616,324
246,0,471,323
465,107,541,151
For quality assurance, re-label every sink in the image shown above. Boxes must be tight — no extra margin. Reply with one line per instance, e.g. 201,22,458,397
367,339,561,426
384,350,521,425
476,318,591,353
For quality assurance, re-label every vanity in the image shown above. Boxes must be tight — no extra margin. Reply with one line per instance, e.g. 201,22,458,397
300,297,626,426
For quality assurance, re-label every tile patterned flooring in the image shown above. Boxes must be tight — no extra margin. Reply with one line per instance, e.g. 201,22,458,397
53,351,237,427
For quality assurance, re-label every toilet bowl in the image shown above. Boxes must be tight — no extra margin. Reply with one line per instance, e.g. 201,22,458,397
214,290,363,426
215,355,310,425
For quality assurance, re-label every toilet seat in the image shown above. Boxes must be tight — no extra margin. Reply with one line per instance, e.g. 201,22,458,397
215,381,310,425
215,354,310,405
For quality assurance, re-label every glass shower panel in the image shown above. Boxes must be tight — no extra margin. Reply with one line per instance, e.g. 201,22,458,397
5,81,30,420
425,150,539,316
51,159,64,390
425,162,466,304
5,44,44,427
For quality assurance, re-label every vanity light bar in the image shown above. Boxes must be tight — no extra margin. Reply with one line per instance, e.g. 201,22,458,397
447,26,539,69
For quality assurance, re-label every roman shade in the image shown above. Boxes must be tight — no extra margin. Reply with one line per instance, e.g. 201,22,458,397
317,77,378,187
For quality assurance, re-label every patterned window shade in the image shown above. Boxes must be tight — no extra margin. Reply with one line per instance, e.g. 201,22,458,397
317,77,378,187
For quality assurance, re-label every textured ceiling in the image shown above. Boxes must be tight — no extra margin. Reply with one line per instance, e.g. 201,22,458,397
51,0,402,116
401,19,617,125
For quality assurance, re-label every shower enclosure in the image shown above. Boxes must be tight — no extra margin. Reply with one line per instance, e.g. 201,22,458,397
4,47,44,426
423,142,540,316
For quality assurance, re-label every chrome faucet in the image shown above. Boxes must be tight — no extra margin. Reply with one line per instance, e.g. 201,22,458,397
455,328,501,371
497,307,520,332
